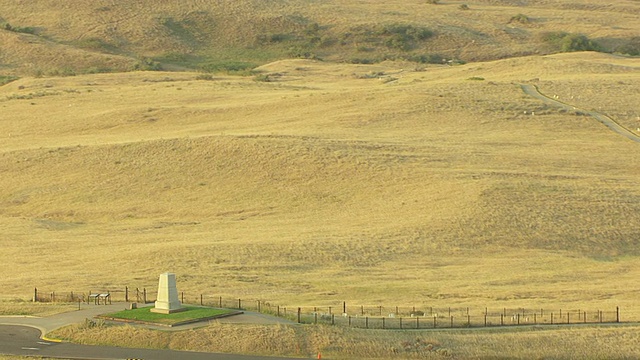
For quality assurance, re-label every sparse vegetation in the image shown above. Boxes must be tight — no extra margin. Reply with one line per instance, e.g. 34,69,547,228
0,1,639,359
199,60,256,74
615,36,640,56
510,14,531,24
132,57,163,71
1,22,36,34
541,32,603,53
0,75,18,86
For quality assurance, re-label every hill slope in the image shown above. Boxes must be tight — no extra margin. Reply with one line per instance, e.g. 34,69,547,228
1,53,639,309
1,0,639,75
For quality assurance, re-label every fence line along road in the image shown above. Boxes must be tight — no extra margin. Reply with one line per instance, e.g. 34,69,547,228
32,287,626,330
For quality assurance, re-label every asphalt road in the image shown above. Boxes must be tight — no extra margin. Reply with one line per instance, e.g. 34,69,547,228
0,324,304,360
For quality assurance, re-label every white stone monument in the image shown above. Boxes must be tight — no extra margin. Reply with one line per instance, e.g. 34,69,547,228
151,272,185,314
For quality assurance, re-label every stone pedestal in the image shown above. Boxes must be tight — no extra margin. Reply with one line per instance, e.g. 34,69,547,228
151,272,185,314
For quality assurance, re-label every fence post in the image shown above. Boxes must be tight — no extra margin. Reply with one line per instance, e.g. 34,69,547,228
143,288,147,304
297,308,301,324
125,287,129,302
181,292,184,304
348,316,352,327
551,312,554,325
500,314,504,326
361,305,364,316
33,288,37,302
433,315,437,328
343,301,346,315
517,313,520,325
257,300,261,313
200,294,203,306
238,299,242,309
616,307,620,323
567,312,570,324
277,305,280,317
395,306,398,315
315,312,318,324
219,296,222,308
484,313,487,327
366,317,369,329
534,313,537,324
416,317,419,329
328,306,332,315
51,292,54,302
382,317,385,329
467,315,471,327
331,314,335,325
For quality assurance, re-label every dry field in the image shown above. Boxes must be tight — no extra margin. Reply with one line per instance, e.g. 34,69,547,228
1,1,640,359
1,0,639,74
1,52,639,314
50,322,640,359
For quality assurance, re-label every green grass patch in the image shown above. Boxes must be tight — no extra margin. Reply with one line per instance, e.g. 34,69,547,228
104,306,233,325
0,75,19,86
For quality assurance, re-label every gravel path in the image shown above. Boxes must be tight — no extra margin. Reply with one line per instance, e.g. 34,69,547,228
520,84,640,143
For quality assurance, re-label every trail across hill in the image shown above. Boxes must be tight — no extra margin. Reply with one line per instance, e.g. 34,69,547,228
520,84,640,143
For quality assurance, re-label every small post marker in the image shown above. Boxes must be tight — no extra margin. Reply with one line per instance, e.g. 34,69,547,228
317,353,322,359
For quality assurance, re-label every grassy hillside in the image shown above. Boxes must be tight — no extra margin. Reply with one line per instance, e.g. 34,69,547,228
1,53,639,314
1,3,639,357
1,0,639,75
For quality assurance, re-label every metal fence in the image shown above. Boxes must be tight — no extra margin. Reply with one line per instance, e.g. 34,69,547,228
32,287,624,330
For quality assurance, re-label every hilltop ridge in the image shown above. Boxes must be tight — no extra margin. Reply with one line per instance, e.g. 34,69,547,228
1,0,639,76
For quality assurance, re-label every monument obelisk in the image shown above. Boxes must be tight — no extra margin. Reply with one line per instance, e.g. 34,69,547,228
151,272,185,314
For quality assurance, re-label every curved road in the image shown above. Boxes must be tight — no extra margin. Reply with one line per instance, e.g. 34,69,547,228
1,324,302,360
0,303,304,360
520,84,640,143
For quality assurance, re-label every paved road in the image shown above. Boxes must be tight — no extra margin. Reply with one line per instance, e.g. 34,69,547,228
0,303,304,359
0,325,302,359
520,84,640,143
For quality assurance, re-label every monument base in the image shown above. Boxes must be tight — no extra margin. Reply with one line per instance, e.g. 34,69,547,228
150,307,187,314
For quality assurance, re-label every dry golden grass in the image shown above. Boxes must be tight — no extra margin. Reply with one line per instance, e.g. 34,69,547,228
0,0,638,74
1,53,639,316
49,322,640,359
1,5,640,355
0,300,76,316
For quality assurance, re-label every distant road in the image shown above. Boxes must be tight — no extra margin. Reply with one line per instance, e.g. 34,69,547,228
0,324,304,360
520,84,640,143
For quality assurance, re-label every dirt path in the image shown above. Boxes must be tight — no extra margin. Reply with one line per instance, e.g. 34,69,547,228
520,84,640,143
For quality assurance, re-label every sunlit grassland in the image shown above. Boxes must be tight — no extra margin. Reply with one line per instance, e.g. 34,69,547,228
50,322,640,359
1,54,639,322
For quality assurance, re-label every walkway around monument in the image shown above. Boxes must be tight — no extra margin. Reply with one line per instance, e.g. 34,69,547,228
29,286,626,331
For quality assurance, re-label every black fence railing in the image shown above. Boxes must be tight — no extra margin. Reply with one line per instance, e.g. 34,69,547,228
31,287,625,330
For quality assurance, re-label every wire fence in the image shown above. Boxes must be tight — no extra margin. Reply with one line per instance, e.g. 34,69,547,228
32,287,627,330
